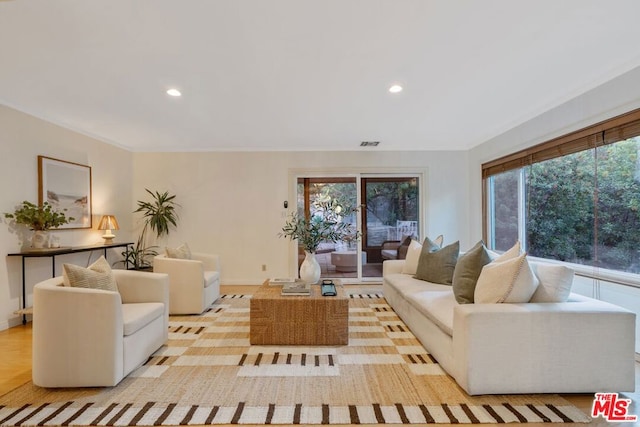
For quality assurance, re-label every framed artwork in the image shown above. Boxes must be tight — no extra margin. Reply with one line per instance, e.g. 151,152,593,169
38,156,92,229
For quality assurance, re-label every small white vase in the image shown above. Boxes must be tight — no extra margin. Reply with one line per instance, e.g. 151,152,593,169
31,230,49,249
300,250,321,284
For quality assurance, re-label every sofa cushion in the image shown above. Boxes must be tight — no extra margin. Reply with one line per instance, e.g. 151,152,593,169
166,242,192,259
204,270,220,288
414,241,459,285
529,262,574,302
385,273,453,296
452,241,492,304
474,253,539,303
63,256,118,292
122,302,165,336
406,290,456,337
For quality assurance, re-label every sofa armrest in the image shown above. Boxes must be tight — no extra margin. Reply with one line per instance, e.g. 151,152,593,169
114,270,169,305
452,299,636,395
153,255,205,289
192,252,220,272
33,277,125,387
382,259,405,276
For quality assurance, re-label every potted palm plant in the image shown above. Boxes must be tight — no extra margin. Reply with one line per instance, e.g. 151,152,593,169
119,189,179,269
280,198,359,283
4,201,74,248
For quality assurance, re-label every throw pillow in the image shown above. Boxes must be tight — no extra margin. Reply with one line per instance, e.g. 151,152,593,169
529,262,574,302
63,256,118,292
166,242,192,259
491,241,521,262
401,239,423,275
403,235,443,274
452,241,492,304
474,253,539,303
414,241,460,285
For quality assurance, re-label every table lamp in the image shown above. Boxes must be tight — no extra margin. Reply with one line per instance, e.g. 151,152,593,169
98,215,119,243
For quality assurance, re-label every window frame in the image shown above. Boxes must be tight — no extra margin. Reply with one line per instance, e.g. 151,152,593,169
482,108,640,288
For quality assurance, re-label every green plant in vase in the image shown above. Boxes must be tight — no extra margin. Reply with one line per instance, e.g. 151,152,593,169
117,189,179,269
280,198,359,283
4,201,74,248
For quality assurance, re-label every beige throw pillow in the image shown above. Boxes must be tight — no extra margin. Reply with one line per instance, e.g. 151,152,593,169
474,253,539,303
166,242,192,259
491,241,521,262
529,262,574,302
452,241,492,304
414,241,459,285
401,239,423,275
63,256,118,292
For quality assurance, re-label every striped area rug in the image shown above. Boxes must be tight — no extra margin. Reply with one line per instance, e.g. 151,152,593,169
0,293,590,425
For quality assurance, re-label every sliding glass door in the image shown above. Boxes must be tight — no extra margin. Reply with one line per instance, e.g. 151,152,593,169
297,178,358,280
295,174,421,281
361,177,420,278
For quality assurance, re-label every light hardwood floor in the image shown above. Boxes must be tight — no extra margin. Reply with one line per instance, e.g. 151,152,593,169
1,284,637,427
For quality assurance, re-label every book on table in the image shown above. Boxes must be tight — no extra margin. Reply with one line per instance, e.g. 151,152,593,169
281,281,311,295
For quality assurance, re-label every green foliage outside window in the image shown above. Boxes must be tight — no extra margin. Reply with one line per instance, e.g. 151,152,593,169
491,137,640,273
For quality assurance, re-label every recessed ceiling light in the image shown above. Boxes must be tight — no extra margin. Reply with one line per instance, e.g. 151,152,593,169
388,85,403,93
166,88,182,97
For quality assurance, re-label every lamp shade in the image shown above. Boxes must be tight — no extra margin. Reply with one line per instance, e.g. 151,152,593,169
98,215,119,231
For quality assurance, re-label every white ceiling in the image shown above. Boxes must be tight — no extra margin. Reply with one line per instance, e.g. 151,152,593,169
1,1,640,152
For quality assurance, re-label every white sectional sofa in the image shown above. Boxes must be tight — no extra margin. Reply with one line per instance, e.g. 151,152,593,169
383,259,636,395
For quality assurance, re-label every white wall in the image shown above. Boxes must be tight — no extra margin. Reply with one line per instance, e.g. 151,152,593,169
0,105,134,330
0,103,472,328
133,150,470,284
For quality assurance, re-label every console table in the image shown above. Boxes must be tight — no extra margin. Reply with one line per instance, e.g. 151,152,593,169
8,242,133,324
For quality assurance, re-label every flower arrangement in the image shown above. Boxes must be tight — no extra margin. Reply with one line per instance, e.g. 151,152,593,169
4,201,74,230
280,199,359,253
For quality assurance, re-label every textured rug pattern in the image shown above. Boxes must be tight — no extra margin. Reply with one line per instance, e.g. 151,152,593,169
0,293,590,425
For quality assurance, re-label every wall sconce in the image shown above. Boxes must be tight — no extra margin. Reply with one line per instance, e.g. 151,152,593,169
97,215,119,243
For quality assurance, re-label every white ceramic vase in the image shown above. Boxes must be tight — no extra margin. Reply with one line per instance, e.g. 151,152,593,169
31,230,49,249
299,250,321,284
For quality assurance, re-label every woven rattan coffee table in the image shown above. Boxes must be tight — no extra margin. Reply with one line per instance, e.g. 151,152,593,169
250,280,349,345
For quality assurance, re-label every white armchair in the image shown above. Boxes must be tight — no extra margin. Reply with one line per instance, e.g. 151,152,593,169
32,269,169,388
153,252,220,314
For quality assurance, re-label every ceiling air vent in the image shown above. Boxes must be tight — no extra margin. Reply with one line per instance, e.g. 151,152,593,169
360,141,380,147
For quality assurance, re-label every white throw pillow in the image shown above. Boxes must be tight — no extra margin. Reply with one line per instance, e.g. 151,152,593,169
490,241,521,262
166,242,192,259
63,256,118,292
529,262,574,302
474,253,539,303
401,240,423,275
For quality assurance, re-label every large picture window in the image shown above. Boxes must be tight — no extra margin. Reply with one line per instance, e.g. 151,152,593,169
483,109,640,276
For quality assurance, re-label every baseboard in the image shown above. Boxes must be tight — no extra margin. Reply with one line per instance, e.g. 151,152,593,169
0,316,24,331
221,280,264,286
